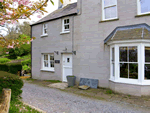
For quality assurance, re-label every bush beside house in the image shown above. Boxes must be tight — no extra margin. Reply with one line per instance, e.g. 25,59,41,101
0,71,23,100
0,62,22,74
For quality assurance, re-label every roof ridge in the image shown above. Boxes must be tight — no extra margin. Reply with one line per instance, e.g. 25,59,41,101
31,2,77,26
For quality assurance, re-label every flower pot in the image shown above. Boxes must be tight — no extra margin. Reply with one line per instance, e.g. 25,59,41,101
66,75,76,87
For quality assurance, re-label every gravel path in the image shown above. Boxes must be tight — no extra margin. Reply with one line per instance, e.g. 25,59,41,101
22,82,150,113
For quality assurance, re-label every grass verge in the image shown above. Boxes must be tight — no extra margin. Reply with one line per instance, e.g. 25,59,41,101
0,93,42,113
9,99,42,113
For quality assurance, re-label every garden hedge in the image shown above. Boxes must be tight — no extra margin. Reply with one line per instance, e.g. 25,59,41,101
0,71,23,100
0,58,11,63
0,62,22,74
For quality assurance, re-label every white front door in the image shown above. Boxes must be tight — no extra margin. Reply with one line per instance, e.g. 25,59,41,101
62,54,73,82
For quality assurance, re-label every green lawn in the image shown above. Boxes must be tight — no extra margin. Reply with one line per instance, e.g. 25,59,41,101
9,99,41,113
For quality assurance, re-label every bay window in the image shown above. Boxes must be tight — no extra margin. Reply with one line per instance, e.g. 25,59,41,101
110,43,150,85
119,46,138,79
145,47,150,80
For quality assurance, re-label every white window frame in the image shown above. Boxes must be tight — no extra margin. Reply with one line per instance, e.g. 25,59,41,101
137,0,150,15
62,18,70,33
41,53,54,71
109,41,150,85
42,23,48,35
143,44,150,84
102,0,118,21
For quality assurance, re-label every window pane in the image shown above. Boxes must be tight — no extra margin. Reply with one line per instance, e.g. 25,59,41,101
44,61,48,67
105,7,111,19
112,48,115,61
50,61,54,67
140,0,150,13
44,55,48,60
129,64,138,79
50,55,54,60
120,47,127,62
112,63,115,76
67,19,69,23
145,64,150,80
44,29,47,34
64,20,66,24
120,63,128,78
44,24,47,28
65,25,69,30
105,6,117,19
104,0,115,7
145,47,150,62
129,46,137,62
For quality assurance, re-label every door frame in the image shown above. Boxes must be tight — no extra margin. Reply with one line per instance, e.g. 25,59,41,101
61,53,73,82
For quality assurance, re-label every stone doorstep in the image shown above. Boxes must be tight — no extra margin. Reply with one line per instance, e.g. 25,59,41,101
22,101,47,113
47,83,68,89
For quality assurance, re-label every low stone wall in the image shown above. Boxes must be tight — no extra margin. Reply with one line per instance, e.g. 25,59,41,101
0,89,11,113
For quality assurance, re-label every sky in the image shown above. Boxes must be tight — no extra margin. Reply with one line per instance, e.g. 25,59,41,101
28,0,77,24
0,0,77,36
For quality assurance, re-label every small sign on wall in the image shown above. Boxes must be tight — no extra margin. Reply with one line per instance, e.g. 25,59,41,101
55,60,60,64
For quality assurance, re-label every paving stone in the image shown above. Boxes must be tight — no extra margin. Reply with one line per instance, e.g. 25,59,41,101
47,83,68,89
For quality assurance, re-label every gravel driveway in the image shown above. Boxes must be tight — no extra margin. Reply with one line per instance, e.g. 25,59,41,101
22,82,150,113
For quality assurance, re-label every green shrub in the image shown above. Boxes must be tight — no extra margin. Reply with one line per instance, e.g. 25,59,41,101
0,63,9,72
21,59,31,66
0,71,23,100
0,62,22,74
22,65,30,71
0,58,11,63
8,48,17,59
7,62,22,74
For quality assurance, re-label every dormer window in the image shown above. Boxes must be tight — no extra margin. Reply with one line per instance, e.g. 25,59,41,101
137,0,150,15
62,19,70,33
43,23,48,35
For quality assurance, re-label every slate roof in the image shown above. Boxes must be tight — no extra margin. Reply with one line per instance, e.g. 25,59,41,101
104,23,150,43
31,2,77,26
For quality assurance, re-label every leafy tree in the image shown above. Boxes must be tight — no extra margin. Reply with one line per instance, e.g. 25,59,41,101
5,21,31,39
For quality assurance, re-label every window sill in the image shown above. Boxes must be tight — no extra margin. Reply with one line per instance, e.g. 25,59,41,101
109,79,150,85
135,13,150,17
41,34,48,37
60,31,70,35
40,69,55,72
99,18,119,23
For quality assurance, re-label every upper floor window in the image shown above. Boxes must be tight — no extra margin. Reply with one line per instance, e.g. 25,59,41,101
43,24,48,35
62,19,69,32
102,0,117,20
138,0,150,15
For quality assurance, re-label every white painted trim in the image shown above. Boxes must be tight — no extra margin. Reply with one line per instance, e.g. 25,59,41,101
41,53,54,71
41,34,48,37
40,69,55,72
62,18,70,33
42,23,48,35
110,42,150,86
102,0,118,20
107,39,150,45
137,0,150,15
60,31,70,35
